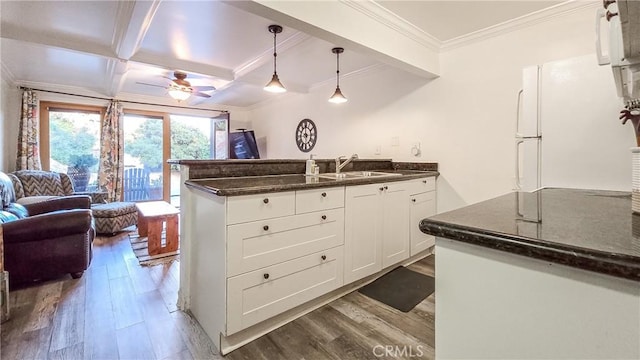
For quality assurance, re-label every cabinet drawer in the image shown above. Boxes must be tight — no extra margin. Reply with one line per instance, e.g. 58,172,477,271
227,208,344,276
226,246,343,334
296,186,345,214
227,192,295,225
407,177,436,195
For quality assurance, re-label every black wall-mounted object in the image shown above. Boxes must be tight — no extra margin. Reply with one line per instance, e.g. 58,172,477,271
229,130,260,159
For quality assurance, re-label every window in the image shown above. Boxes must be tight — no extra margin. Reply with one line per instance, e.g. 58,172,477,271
41,101,229,204
40,102,104,191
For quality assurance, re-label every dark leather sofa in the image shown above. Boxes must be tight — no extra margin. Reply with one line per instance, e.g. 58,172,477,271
0,172,95,285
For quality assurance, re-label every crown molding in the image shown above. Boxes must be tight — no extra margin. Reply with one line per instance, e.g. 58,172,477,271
340,0,441,52
1,62,17,85
440,1,600,51
309,63,387,90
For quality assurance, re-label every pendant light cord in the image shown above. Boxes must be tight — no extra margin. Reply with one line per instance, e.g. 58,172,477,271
273,31,278,74
336,52,340,87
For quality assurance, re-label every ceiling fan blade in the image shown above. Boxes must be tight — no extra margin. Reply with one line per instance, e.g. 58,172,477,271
193,92,211,98
136,82,167,89
192,85,216,91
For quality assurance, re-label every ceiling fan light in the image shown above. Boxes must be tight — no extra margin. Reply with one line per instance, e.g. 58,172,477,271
329,86,348,104
264,73,287,93
168,87,191,101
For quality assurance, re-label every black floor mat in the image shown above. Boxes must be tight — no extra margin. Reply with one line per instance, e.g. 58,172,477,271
358,266,435,312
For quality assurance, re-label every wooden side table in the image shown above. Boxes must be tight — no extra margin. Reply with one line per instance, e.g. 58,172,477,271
136,201,180,255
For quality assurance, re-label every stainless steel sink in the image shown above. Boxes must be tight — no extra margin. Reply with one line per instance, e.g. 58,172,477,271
317,172,362,180
344,171,401,177
317,171,401,180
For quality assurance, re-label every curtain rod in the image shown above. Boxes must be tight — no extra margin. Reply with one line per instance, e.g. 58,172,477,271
19,87,229,113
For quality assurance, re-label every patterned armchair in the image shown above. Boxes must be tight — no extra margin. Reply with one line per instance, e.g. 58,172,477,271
8,170,107,205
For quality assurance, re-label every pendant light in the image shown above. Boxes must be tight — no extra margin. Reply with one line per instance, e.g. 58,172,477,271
264,25,286,93
329,47,347,104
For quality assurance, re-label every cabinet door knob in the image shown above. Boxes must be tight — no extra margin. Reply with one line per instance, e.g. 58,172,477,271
384,186,388,190
412,198,416,202
379,187,384,191
263,198,269,204
422,180,427,184
321,215,327,220
321,255,327,261
321,192,327,197
263,273,269,279
263,225,269,231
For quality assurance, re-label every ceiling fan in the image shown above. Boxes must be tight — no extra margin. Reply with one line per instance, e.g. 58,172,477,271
137,71,216,101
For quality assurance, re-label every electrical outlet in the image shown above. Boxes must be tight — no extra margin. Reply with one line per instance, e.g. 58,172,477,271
391,136,399,146
374,145,382,155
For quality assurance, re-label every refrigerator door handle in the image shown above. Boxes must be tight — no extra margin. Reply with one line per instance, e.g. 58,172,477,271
515,89,524,137
515,139,523,190
595,7,611,65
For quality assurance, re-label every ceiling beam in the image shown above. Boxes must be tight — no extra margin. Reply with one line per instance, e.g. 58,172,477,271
0,22,116,59
226,0,439,79
130,50,235,81
112,0,163,60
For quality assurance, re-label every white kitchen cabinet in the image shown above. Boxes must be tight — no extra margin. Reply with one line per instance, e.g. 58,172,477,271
381,182,410,268
344,180,411,283
344,183,384,283
410,191,436,255
408,178,437,256
227,246,343,334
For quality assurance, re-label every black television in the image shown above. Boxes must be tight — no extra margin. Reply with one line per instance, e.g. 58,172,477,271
229,130,260,159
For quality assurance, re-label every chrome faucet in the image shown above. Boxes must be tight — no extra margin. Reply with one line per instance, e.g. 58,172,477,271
335,153,359,173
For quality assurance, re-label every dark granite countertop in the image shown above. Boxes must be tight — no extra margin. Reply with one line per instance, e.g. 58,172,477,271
420,188,640,281
185,170,438,196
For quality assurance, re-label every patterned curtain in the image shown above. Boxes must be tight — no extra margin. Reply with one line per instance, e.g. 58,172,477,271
98,101,124,202
16,90,42,170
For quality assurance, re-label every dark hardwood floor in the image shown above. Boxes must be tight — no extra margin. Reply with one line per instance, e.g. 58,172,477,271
1,232,435,359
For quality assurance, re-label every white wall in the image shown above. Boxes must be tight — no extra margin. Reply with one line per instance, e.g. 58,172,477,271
0,74,21,172
249,6,605,212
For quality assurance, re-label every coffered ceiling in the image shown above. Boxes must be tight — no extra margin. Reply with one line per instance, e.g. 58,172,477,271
0,1,568,109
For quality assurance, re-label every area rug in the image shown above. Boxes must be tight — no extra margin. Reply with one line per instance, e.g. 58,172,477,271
129,233,180,266
359,266,435,312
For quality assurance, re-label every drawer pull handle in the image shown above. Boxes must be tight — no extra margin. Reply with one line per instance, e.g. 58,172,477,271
263,198,269,204
384,186,388,190
412,198,416,202
321,192,327,197
379,187,384,191
321,215,327,220
321,255,327,261
263,273,269,279
263,225,269,231
422,180,427,184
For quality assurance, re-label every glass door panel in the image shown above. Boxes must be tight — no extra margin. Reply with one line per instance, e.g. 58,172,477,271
169,113,229,206
47,108,101,191
123,114,165,202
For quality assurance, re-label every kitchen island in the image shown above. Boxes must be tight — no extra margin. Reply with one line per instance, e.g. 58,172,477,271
420,188,640,359
170,159,438,354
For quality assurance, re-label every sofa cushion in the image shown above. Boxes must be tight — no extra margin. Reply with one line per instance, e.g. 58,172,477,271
13,170,67,197
17,196,60,205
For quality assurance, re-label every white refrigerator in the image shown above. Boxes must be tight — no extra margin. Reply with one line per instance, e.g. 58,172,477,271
515,54,633,193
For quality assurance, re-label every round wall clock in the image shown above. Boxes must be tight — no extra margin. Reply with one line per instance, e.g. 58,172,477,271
295,118,317,152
